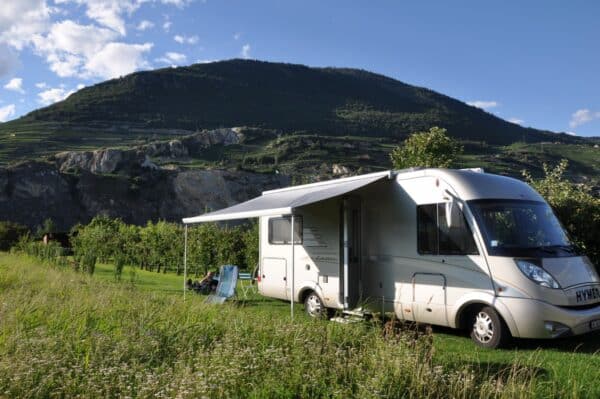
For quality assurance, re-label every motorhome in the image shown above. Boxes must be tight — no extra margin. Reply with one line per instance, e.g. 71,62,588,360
183,168,600,348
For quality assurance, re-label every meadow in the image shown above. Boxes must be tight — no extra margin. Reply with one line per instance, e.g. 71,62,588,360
0,252,599,398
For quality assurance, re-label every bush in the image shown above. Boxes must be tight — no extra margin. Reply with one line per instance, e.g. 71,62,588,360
390,126,463,169
523,160,600,269
0,221,29,251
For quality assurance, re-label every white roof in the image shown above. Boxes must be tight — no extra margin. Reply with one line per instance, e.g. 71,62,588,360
182,170,392,224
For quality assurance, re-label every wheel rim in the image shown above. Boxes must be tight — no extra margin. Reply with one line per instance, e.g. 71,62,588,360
473,311,494,343
305,294,323,317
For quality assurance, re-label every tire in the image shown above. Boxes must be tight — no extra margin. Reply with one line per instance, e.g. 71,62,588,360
304,291,329,319
469,306,510,349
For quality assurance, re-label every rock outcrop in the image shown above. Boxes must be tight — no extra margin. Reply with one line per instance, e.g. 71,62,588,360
0,160,288,230
51,128,243,175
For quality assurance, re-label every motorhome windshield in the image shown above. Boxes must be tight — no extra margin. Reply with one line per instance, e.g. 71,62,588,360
468,199,574,257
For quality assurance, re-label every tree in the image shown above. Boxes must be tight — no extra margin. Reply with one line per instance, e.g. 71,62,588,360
523,160,600,269
242,222,259,272
389,126,463,169
0,221,29,251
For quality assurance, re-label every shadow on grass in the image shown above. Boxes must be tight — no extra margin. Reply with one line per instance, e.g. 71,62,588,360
448,360,549,384
430,325,600,354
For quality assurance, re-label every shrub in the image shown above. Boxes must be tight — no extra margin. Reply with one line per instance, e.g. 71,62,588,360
0,221,29,251
523,160,600,269
390,126,463,169
243,221,259,271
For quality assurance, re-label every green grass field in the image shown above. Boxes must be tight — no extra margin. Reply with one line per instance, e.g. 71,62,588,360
1,252,599,398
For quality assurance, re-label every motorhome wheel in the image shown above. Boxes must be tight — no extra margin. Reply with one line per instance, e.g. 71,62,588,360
470,306,510,349
304,292,325,318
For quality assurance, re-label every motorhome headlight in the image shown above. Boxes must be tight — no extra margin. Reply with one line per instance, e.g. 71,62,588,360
516,260,561,289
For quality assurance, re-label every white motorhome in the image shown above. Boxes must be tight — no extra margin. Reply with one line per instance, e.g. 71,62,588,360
183,168,600,348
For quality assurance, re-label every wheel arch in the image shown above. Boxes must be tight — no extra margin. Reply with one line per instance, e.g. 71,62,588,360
296,281,322,303
453,297,520,337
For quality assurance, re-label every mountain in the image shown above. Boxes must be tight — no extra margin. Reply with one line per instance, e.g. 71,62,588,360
0,59,581,163
0,59,597,230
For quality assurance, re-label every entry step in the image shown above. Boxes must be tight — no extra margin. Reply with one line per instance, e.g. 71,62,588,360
342,308,371,317
331,316,363,324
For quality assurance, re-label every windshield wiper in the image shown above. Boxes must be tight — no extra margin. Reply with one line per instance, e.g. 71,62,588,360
529,245,576,254
530,246,557,254
546,245,576,254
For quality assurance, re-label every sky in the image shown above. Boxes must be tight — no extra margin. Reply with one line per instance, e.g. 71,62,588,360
0,1,599,137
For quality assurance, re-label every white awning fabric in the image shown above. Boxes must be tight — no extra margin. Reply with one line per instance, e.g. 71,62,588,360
182,170,392,224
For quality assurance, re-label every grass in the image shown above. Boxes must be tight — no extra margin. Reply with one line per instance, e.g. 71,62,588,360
1,252,599,398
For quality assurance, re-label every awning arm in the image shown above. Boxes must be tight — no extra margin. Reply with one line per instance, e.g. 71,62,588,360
183,207,292,224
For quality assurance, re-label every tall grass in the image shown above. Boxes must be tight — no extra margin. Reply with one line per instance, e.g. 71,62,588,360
0,255,543,398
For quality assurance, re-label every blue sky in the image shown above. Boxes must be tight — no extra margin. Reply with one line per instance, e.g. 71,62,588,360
1,0,599,137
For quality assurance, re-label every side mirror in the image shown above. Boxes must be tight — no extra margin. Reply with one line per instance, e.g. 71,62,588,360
445,197,462,228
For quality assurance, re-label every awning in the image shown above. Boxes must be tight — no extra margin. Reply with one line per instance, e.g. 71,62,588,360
182,170,392,224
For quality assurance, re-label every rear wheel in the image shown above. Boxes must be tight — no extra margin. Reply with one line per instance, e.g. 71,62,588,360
304,292,328,318
469,306,510,349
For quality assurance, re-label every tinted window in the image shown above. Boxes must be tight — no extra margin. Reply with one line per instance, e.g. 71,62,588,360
468,199,573,257
417,203,479,255
417,204,438,254
268,216,303,245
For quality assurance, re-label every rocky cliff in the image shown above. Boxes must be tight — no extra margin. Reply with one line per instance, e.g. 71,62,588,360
0,128,288,230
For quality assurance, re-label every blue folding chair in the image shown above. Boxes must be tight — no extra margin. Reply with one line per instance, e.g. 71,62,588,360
205,265,239,304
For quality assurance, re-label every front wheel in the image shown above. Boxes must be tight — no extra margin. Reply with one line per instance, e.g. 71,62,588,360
470,306,510,349
304,292,329,319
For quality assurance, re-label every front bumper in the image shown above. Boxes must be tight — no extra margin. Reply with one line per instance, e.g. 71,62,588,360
498,297,600,339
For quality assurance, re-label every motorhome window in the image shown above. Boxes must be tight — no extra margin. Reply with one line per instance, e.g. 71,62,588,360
417,203,479,255
268,216,303,245
468,199,572,257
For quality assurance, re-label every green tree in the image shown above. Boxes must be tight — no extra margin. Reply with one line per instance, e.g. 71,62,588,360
216,226,245,268
242,222,259,272
523,160,600,269
0,221,29,251
390,126,463,169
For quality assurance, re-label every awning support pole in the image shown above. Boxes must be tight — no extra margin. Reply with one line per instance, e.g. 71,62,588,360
183,224,188,300
343,199,349,309
290,214,295,320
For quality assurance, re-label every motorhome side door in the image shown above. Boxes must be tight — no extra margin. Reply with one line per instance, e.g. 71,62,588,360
342,197,361,309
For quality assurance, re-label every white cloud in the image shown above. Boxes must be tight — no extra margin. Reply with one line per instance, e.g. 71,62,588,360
161,0,194,7
36,82,48,89
0,0,52,50
241,43,251,59
157,51,187,65
4,77,25,93
0,104,16,122
163,20,172,32
54,0,142,35
77,83,85,89
569,108,600,129
508,117,524,125
85,42,153,79
233,32,241,40
467,100,499,110
29,19,152,79
565,131,577,136
37,86,75,105
174,34,198,44
136,20,154,31
31,19,118,77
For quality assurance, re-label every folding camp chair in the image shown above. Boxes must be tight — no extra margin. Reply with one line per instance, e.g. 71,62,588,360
205,265,239,304
238,263,259,299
